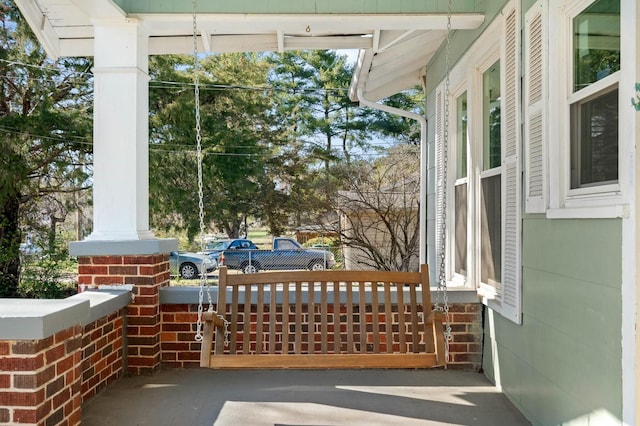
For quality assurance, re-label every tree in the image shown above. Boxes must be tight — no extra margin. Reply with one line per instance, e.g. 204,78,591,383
368,88,424,145
269,50,373,167
0,0,93,297
329,145,421,272
148,52,289,239
267,51,425,229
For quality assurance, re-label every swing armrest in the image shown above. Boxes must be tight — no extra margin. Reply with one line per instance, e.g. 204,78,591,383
200,311,226,367
203,310,226,329
425,309,447,367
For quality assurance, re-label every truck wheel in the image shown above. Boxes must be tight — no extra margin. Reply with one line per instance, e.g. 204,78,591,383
180,262,198,279
309,260,325,271
242,262,260,274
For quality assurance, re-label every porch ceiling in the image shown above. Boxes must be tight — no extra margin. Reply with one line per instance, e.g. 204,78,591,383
15,0,483,101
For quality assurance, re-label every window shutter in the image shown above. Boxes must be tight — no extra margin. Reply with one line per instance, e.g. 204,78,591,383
524,1,546,213
500,5,522,324
434,89,445,281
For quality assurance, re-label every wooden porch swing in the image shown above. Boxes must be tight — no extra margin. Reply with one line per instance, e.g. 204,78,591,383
199,265,446,369
191,0,454,370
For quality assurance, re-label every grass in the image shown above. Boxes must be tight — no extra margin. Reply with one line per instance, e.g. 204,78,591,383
170,276,219,287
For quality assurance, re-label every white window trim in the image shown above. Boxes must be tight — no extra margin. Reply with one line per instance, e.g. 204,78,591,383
442,17,502,293
439,2,522,325
477,55,503,294
449,81,469,288
547,0,629,218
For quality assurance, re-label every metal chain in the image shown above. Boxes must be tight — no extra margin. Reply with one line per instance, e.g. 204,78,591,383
436,0,453,362
193,0,214,342
221,316,231,347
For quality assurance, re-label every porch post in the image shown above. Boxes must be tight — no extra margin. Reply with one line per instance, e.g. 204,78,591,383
68,20,178,375
88,19,153,241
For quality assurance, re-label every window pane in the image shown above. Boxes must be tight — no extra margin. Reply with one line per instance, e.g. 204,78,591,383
454,183,467,277
456,92,468,179
571,87,618,188
483,61,501,170
573,0,620,92
481,175,501,285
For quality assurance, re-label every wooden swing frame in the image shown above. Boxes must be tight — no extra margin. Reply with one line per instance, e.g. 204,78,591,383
200,264,446,369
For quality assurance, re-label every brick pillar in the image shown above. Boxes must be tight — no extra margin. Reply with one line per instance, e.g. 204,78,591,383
77,253,170,375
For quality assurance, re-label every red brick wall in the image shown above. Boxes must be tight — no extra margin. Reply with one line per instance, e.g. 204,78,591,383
78,254,170,375
159,302,483,371
446,304,483,370
161,304,200,368
0,325,83,425
81,311,124,402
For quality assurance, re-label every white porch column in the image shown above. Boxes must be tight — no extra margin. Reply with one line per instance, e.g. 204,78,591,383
87,20,154,241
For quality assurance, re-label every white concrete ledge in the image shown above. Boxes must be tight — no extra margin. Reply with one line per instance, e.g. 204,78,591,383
0,290,131,340
68,290,132,326
69,238,178,256
0,298,89,340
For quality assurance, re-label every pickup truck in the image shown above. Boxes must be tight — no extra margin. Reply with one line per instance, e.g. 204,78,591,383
216,237,336,273
202,238,258,260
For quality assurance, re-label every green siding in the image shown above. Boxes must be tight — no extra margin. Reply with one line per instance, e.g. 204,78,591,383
113,0,483,14
484,217,622,425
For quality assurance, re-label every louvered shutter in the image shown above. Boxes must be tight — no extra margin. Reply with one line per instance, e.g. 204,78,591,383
524,1,546,213
500,5,522,324
434,89,445,282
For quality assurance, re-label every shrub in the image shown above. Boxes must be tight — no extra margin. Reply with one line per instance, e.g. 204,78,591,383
18,236,77,299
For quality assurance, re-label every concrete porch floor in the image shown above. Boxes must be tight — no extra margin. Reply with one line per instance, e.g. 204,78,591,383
82,368,530,425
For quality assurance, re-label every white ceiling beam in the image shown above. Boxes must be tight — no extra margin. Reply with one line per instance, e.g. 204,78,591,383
377,30,416,52
149,34,372,55
363,72,422,101
54,26,94,38
210,34,278,52
367,54,429,83
148,36,206,55
14,0,60,58
284,35,372,50
277,30,284,52
140,13,484,36
372,29,380,51
365,65,423,93
58,38,93,57
201,30,211,52
372,31,444,67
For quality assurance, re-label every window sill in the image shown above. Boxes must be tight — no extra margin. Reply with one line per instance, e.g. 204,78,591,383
546,204,628,219
432,285,481,304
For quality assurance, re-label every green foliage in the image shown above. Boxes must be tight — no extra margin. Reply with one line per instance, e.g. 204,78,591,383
18,256,76,299
0,0,93,297
303,236,338,247
18,235,77,299
368,89,424,145
149,52,284,240
148,49,425,245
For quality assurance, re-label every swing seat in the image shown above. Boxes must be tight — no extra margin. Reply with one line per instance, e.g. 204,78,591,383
200,264,446,369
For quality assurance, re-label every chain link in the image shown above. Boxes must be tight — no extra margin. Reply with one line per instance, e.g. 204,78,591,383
436,0,453,362
192,0,214,342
